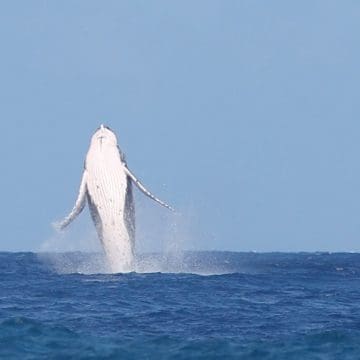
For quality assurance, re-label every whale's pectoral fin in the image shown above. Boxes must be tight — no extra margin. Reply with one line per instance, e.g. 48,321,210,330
56,171,88,230
124,166,174,212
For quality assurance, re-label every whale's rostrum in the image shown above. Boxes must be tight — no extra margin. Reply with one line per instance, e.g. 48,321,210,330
57,124,173,273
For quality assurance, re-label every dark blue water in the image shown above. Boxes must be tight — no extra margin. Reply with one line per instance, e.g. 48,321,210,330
1,252,360,359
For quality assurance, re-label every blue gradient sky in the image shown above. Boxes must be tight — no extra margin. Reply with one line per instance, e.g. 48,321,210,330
1,1,360,252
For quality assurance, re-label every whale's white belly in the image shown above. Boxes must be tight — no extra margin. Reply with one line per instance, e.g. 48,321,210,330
86,145,133,272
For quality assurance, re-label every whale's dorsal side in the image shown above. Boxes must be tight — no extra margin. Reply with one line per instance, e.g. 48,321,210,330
124,175,135,247
124,166,174,212
58,170,88,230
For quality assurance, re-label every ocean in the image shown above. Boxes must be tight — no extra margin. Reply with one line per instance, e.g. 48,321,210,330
0,251,359,359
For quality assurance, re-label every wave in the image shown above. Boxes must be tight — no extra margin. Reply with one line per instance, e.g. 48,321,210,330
36,251,238,276
1,316,359,359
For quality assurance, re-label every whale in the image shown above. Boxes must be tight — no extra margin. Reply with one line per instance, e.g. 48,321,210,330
57,125,173,273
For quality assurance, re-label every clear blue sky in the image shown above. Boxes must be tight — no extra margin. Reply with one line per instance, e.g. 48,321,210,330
1,1,360,252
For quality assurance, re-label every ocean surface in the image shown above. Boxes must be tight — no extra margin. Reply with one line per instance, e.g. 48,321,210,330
1,251,360,359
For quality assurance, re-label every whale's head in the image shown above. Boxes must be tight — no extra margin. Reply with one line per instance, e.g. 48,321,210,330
91,124,118,148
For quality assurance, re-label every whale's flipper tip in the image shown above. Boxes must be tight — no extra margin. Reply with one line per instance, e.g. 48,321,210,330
51,221,64,233
124,166,174,212
166,204,176,212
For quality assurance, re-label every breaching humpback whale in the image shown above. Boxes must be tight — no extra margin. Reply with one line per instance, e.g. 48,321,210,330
57,125,173,273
